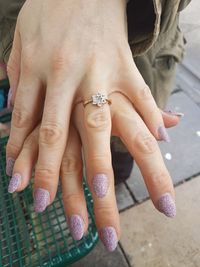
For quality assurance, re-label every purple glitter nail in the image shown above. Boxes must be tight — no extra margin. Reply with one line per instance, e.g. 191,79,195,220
8,173,21,193
93,174,108,198
158,126,171,142
6,157,15,176
158,193,176,218
34,188,50,213
69,215,84,240
100,226,118,252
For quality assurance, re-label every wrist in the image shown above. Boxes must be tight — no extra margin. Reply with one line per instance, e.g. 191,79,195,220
86,0,128,40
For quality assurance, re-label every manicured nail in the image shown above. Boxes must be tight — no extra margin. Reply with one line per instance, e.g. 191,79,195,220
93,174,108,198
8,173,21,193
7,88,13,108
6,157,15,176
158,126,170,142
158,193,176,218
34,188,50,213
164,110,184,117
100,226,118,252
69,215,84,240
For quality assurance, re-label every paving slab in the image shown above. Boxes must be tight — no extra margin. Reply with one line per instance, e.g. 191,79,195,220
126,91,200,201
71,184,134,266
126,164,148,203
115,183,134,211
176,65,200,106
71,241,129,267
120,176,200,267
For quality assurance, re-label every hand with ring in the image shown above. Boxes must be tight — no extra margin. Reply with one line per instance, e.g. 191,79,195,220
6,0,181,251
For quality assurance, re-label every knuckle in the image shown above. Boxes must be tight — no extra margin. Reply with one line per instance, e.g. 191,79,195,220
12,105,31,128
88,154,111,170
62,193,83,204
6,140,21,155
149,171,170,190
50,49,73,75
39,123,63,145
94,205,116,218
61,155,82,175
137,85,152,100
134,131,157,154
85,108,110,131
35,167,57,179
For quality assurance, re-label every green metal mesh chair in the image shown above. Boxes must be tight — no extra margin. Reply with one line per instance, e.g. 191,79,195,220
0,80,98,267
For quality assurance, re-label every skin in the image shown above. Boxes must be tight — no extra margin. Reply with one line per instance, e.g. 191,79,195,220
6,0,180,248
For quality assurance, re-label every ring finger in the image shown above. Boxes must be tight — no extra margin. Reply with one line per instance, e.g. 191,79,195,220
74,93,120,252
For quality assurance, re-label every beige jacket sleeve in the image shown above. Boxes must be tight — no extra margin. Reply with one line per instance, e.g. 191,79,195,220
127,0,192,56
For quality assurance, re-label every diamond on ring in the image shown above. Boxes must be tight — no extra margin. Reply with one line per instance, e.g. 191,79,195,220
81,92,111,107
92,93,107,107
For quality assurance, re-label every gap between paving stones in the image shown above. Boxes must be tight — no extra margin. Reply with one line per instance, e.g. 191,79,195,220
120,173,200,214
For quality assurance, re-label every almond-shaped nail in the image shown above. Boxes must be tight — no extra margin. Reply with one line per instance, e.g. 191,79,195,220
93,174,108,198
158,193,176,218
8,173,21,193
7,88,13,108
69,215,84,240
100,226,118,252
34,188,50,213
158,126,170,142
164,110,184,117
6,157,15,176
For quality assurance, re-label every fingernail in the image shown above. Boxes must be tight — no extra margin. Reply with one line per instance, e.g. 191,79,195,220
7,88,13,108
69,214,84,240
93,174,109,198
164,110,184,117
8,173,21,193
34,188,50,213
158,126,170,142
158,193,176,218
100,226,118,252
6,157,15,176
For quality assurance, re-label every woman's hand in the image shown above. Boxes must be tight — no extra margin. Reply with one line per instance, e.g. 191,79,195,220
7,106,181,251
6,0,180,251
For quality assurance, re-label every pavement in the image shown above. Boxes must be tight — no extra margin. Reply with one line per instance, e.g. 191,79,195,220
71,1,200,266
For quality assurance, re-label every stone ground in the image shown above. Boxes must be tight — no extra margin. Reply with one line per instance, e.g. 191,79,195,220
72,1,200,266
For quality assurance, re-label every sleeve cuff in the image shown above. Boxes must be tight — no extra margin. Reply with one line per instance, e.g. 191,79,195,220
127,0,162,56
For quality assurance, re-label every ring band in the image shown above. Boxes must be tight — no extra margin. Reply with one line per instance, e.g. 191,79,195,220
83,93,111,107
